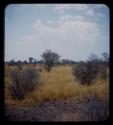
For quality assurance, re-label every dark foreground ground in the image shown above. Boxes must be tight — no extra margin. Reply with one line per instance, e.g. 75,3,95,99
5,96,109,121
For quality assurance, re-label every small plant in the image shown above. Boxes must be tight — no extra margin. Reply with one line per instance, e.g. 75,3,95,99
73,60,100,85
10,68,39,100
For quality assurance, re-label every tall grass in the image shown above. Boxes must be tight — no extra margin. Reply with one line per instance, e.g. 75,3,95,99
5,64,109,106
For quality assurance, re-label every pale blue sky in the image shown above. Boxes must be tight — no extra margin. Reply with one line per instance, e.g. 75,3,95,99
5,4,109,61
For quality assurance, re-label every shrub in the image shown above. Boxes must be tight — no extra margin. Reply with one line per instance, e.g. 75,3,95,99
73,61,100,85
10,68,39,100
99,65,108,80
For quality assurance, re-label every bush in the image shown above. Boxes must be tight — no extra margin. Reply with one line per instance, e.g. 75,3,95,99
99,65,108,80
10,68,39,100
73,61,100,85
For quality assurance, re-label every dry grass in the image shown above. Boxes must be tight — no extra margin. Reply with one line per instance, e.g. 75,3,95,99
5,64,109,107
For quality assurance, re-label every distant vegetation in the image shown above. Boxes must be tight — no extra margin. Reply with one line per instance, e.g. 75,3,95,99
5,50,109,102
6,51,109,67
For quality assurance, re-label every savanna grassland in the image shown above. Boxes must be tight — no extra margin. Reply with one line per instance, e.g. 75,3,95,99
5,64,109,121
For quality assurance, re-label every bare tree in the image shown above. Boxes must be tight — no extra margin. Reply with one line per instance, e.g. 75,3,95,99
41,49,60,72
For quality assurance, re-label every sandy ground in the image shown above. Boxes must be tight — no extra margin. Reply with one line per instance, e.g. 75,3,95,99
5,97,109,121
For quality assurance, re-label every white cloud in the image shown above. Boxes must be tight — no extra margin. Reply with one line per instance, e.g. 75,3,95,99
57,20,99,41
75,15,84,20
54,4,73,11
47,20,54,25
86,9,104,18
21,17,100,52
54,4,89,13
34,19,54,33
73,4,89,10
86,9,95,16
54,4,105,20
59,15,84,22
97,12,104,18
60,15,74,21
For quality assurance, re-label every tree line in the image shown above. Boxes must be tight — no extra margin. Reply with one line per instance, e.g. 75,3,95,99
6,49,109,71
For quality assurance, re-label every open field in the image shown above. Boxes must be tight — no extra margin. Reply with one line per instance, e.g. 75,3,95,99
5,64,109,121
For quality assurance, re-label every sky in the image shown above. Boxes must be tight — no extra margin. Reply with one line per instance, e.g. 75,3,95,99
5,4,110,62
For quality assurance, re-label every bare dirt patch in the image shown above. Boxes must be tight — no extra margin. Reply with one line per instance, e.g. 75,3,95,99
5,96,109,121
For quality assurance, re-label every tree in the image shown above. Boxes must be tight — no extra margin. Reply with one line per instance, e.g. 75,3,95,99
29,57,33,64
41,49,60,72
